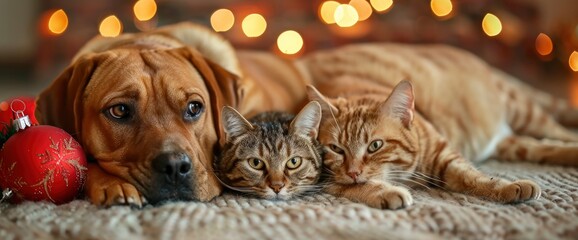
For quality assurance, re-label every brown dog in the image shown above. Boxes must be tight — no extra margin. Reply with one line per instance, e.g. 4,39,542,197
36,22,309,207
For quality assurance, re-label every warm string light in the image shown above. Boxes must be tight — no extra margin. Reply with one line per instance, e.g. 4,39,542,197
242,14,267,37
570,51,578,72
41,2,578,75
133,0,157,21
334,4,359,27
370,0,393,12
0,101,8,112
99,15,122,37
277,30,304,55
349,0,372,21
430,0,452,18
535,33,553,56
482,13,502,37
48,9,68,35
211,9,235,32
319,1,340,24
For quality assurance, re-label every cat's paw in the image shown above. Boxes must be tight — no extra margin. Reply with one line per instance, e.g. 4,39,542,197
499,180,541,203
366,186,413,210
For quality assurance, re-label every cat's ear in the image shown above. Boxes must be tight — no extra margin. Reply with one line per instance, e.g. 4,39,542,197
380,80,415,128
221,106,254,141
306,85,339,118
291,101,322,139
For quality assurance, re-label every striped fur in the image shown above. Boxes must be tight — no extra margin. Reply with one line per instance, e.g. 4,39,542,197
215,102,323,200
298,43,578,209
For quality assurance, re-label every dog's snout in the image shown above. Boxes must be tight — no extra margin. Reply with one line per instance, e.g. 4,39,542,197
152,152,192,183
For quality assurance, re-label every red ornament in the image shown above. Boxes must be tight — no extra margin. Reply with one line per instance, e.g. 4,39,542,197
0,97,38,133
0,108,87,204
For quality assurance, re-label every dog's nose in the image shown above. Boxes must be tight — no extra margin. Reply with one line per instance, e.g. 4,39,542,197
152,152,192,183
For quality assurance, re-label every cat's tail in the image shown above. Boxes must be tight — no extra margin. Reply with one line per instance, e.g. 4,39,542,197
493,68,578,128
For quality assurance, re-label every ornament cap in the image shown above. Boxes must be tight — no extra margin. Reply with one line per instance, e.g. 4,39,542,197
10,99,32,132
12,113,31,132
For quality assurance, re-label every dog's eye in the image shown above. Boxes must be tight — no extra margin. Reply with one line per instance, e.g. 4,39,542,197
108,104,130,120
186,101,204,120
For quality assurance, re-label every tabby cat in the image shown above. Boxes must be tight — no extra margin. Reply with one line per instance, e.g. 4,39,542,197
308,80,545,209
297,43,578,209
215,101,323,200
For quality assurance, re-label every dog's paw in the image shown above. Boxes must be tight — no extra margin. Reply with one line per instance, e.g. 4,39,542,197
364,186,413,210
499,180,541,203
86,166,147,208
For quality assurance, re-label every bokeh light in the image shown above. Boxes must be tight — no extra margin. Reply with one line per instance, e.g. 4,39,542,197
482,13,502,37
133,0,157,21
211,9,235,32
535,33,553,56
99,15,122,37
319,1,340,24
48,9,68,35
370,0,393,12
570,51,578,72
430,0,452,18
277,30,304,55
349,0,372,21
334,4,359,27
0,101,8,112
242,14,267,37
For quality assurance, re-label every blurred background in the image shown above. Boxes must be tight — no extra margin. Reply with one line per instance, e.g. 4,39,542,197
0,0,577,105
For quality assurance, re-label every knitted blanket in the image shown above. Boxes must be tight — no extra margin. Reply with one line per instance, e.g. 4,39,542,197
1,161,577,240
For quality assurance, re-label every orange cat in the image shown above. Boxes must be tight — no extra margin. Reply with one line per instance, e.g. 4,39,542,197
298,43,578,209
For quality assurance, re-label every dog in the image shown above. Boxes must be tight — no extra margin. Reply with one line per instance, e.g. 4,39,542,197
35,22,310,207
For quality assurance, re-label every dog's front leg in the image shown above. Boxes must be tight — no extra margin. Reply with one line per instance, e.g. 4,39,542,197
85,163,147,207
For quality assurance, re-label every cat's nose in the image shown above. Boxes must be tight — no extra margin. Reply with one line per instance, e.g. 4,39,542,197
347,170,361,182
269,182,285,193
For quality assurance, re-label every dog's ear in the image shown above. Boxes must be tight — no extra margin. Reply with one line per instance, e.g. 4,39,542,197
36,52,111,139
172,47,240,141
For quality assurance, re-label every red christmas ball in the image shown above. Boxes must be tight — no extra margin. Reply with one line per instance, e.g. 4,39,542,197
0,125,88,204
0,96,38,133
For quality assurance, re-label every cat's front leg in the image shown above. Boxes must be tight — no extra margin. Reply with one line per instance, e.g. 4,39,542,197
431,148,541,203
325,180,413,209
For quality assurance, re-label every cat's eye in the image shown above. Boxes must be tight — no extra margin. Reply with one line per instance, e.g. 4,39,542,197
286,157,302,169
329,144,345,154
248,158,264,170
367,140,383,153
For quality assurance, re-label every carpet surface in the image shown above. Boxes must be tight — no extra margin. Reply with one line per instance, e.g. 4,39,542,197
1,161,578,240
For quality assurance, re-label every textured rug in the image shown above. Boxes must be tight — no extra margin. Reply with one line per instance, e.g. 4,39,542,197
1,161,578,240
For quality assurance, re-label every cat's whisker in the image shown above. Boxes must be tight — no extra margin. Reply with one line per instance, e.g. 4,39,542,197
323,167,336,175
292,185,324,194
387,171,447,189
388,172,448,190
386,176,431,190
211,172,257,193
388,170,444,183
409,175,446,189
408,173,447,189
327,105,342,134
411,172,447,184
